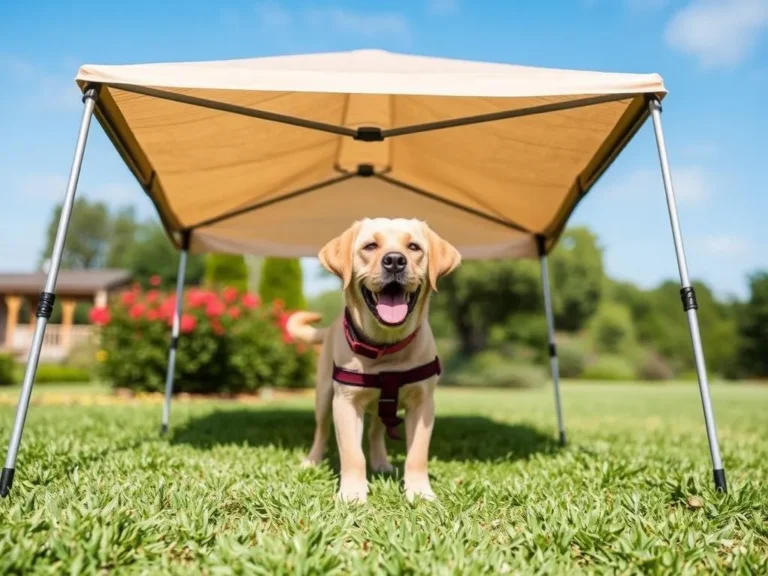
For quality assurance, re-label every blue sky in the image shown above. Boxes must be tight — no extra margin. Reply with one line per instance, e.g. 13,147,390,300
1,0,766,299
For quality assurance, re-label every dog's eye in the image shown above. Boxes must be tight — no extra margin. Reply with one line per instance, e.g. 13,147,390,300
363,242,378,251
407,243,421,251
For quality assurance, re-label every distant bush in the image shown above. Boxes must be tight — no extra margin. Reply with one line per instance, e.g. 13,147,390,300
556,337,589,378
93,284,315,394
443,350,547,389
259,257,307,311
588,301,636,355
35,365,93,383
205,254,249,292
307,290,344,328
492,314,548,360
66,337,99,372
677,370,700,382
581,355,636,381
636,349,675,381
0,353,15,386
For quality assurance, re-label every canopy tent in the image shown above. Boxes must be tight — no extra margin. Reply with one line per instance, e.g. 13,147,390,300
1,49,727,498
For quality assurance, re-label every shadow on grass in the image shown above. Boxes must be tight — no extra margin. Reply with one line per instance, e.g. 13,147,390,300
170,408,560,463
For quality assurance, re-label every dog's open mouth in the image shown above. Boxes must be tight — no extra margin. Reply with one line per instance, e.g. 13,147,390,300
361,281,420,326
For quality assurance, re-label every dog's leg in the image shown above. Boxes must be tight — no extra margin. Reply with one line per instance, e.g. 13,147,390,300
404,388,436,502
302,345,333,467
333,390,368,503
368,416,394,474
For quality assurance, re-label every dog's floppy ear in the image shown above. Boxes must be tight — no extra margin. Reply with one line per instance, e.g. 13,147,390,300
424,223,461,292
318,221,362,290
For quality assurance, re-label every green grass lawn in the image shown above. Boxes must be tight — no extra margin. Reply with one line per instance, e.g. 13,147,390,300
1,382,766,574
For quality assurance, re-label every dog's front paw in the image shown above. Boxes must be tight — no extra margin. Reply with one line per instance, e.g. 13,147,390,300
404,477,436,503
370,458,394,474
300,455,322,468
338,479,369,504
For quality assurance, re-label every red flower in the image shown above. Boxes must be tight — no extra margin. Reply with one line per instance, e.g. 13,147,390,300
149,275,162,287
88,306,111,326
159,296,177,320
206,299,226,318
277,312,291,329
129,304,145,320
180,313,197,334
272,298,285,311
121,291,137,306
227,306,242,319
145,290,160,304
211,318,225,335
146,309,159,321
187,288,211,309
223,286,238,304
241,293,260,309
131,282,142,293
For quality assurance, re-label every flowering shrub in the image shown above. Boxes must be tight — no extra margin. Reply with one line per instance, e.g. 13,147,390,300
91,283,315,394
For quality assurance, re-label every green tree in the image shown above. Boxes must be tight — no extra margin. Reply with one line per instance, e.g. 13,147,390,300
307,289,345,328
738,271,768,377
611,278,739,377
259,257,307,310
106,206,138,268
549,226,604,332
204,254,249,292
432,226,604,357
588,300,636,355
126,222,205,287
41,197,111,269
432,259,542,356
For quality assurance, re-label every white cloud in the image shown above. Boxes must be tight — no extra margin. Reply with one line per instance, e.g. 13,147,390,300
249,3,411,44
671,165,711,203
304,8,411,42
20,174,69,198
680,141,718,160
253,1,293,31
427,0,459,15
1,56,81,111
607,164,712,204
702,234,751,256
665,0,768,68
627,0,668,10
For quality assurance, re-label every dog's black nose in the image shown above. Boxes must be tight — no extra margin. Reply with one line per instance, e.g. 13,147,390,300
382,252,407,273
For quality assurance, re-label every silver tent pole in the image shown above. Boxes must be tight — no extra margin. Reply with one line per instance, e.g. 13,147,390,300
649,98,727,493
160,232,190,435
537,237,566,446
1,86,99,498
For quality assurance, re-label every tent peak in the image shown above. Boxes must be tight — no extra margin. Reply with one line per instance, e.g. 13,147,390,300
76,48,666,99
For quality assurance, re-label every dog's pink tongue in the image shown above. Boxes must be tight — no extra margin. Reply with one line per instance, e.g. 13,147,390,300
376,292,408,324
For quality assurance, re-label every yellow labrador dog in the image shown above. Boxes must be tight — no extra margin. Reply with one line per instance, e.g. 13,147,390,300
286,218,461,503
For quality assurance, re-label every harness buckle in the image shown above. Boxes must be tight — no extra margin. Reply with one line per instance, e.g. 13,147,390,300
377,371,402,387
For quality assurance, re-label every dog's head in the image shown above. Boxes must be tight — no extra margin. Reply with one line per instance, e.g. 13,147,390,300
318,218,461,340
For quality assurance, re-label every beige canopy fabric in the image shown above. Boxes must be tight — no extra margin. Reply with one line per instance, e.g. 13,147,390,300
74,49,667,258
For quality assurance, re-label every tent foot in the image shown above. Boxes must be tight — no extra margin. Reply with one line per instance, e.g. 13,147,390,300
0,467,14,498
160,424,169,435
559,431,567,447
713,468,727,493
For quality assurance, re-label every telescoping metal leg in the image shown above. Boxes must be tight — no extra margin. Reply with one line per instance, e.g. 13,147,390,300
1,87,99,498
160,232,190,435
537,237,566,447
649,98,727,493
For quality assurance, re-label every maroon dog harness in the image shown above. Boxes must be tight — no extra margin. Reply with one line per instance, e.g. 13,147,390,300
332,309,441,440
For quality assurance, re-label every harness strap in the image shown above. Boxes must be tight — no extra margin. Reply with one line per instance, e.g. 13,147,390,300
332,357,441,440
343,309,420,359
